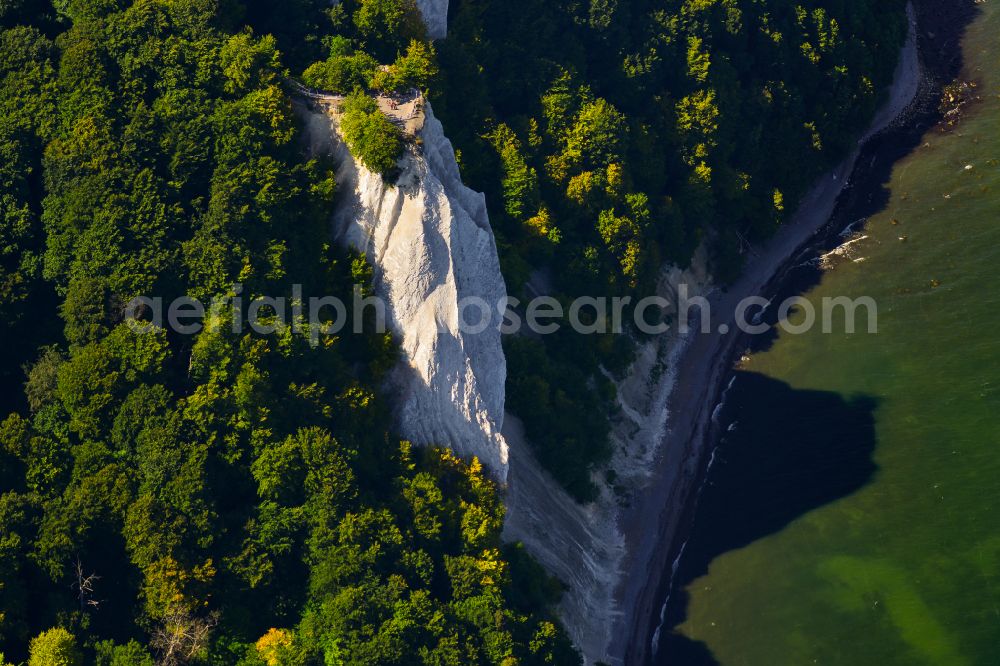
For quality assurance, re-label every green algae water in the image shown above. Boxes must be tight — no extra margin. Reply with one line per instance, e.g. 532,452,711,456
663,4,1000,665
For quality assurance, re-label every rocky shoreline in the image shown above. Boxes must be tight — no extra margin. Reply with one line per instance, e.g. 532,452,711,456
618,1,981,664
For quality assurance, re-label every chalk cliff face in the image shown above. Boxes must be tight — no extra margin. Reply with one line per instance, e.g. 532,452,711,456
504,258,713,664
415,0,449,39
299,102,510,481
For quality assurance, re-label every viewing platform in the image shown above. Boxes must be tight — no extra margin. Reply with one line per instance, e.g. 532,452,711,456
288,79,427,136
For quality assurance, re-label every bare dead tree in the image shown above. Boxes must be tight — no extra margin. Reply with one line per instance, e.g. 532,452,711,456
151,608,219,666
72,556,101,611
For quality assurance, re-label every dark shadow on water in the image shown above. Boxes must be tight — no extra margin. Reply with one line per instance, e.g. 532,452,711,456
655,372,879,665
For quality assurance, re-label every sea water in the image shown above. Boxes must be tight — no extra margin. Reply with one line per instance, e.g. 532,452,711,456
663,3,1000,664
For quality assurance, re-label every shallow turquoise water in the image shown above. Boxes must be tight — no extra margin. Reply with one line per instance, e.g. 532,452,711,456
669,4,1000,664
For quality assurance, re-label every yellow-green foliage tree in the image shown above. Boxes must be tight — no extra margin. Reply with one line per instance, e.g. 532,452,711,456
339,92,403,177
28,628,82,666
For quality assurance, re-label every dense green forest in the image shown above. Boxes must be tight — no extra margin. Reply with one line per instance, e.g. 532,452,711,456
0,1,576,664
0,0,910,661
431,0,909,500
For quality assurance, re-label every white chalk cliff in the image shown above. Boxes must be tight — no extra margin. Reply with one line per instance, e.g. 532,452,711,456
415,0,449,40
299,101,510,481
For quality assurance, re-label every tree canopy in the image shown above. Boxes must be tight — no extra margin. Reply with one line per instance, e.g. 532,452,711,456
0,1,578,663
